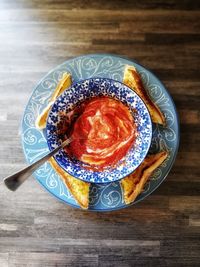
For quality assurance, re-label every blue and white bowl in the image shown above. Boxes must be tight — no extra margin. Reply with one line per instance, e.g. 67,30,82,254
46,78,152,183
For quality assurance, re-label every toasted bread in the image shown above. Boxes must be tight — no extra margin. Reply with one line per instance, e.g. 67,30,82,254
123,65,166,125
35,72,72,129
49,158,90,209
121,151,168,204
35,72,90,209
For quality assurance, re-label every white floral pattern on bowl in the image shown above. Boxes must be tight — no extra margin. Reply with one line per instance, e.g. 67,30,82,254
46,78,152,183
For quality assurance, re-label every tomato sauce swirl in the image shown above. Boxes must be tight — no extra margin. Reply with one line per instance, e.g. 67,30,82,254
61,97,137,171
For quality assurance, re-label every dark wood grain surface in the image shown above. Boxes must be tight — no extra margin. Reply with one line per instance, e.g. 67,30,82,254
0,0,200,266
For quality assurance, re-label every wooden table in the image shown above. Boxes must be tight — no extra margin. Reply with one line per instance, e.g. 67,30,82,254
0,1,199,266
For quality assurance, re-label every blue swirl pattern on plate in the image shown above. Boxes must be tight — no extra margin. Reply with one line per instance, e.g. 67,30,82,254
46,78,152,183
21,54,179,211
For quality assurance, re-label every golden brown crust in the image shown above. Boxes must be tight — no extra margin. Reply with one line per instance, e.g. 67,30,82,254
49,158,90,209
121,151,168,204
50,73,72,102
123,65,166,125
35,73,72,130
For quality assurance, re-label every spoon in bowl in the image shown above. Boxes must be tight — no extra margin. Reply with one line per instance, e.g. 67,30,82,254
3,138,72,191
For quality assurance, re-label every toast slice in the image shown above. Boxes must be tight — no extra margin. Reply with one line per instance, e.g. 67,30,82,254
120,151,168,204
36,72,72,129
49,158,90,209
35,72,90,209
123,65,166,125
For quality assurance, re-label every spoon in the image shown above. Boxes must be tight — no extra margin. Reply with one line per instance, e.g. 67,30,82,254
3,138,71,191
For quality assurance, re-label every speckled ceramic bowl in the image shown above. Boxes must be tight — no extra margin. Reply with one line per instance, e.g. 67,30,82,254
46,77,152,183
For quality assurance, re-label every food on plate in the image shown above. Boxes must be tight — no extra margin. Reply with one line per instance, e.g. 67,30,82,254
35,73,72,129
36,68,168,209
123,65,166,125
60,97,137,170
49,158,90,209
120,151,168,204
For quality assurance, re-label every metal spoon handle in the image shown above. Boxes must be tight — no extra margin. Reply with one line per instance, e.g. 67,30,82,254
3,138,71,191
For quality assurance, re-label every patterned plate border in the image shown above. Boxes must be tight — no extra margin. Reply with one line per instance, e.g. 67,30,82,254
21,54,180,211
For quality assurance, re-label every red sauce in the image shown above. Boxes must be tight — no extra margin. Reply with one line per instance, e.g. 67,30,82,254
61,97,137,171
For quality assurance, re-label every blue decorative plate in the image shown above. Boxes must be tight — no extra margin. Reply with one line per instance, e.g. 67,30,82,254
46,78,152,184
21,54,179,211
